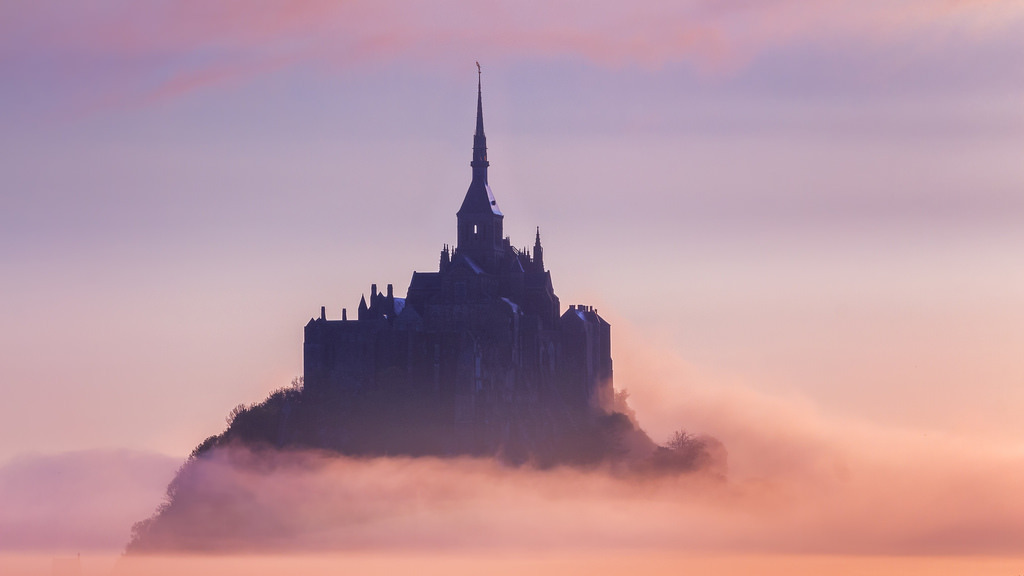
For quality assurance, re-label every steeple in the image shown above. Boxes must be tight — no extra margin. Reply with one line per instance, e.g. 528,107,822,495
456,64,504,271
473,62,487,172
534,227,544,270
459,63,501,218
357,294,368,320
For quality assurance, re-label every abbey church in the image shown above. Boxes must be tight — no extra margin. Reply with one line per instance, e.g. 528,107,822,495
302,73,613,451
125,76,703,554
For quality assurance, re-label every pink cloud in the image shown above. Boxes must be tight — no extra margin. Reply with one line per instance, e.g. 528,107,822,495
0,450,178,552
105,325,1024,557
2,0,1020,108
120,436,1024,555
2,332,1023,562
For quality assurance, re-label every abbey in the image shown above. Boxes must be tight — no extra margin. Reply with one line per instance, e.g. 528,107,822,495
303,74,612,436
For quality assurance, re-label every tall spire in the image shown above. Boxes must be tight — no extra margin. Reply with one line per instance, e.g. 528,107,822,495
534,226,544,270
471,61,488,174
456,64,504,271
459,63,501,217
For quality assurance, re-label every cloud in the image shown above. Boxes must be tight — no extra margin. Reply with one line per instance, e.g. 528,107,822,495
2,332,1023,561
611,326,1024,554
119,322,1024,556
2,0,1020,111
0,450,179,552
2,331,1021,558
124,430,1024,556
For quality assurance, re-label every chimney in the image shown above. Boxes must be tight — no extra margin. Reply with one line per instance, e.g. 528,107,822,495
342,308,348,321
320,306,326,320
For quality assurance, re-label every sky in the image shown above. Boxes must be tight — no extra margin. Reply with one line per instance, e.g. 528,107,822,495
1,0,1023,570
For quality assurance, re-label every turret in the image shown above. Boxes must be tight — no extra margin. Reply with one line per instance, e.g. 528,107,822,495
439,244,451,272
357,294,368,320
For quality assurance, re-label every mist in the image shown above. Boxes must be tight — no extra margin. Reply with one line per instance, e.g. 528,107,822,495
0,451,178,552
3,350,1024,574
119,326,1024,557
121,431,1022,556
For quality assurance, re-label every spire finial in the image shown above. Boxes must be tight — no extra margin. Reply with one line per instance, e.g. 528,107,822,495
474,62,485,139
533,226,544,269
471,63,488,169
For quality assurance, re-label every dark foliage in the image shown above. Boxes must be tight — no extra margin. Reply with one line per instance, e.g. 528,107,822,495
646,430,728,476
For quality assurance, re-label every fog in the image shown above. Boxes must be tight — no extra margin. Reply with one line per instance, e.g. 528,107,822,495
7,372,1022,557
122,435,1022,555
4,389,1024,574
3,339,1023,574
0,451,178,552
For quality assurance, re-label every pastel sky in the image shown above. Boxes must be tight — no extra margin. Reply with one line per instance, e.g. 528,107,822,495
1,0,1023,567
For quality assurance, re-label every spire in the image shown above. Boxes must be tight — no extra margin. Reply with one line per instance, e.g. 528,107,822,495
534,226,544,270
471,62,489,175
459,63,501,217
475,62,486,148
440,244,450,272
357,294,368,320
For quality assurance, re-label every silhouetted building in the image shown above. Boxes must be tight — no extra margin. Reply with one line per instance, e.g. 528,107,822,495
303,73,612,440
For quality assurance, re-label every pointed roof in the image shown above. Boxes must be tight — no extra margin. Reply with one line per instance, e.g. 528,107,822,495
475,63,486,142
450,251,486,275
459,64,502,217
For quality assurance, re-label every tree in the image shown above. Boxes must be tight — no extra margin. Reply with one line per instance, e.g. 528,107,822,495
225,403,248,427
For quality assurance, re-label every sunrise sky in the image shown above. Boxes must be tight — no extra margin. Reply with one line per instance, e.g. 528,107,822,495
2,1,1023,571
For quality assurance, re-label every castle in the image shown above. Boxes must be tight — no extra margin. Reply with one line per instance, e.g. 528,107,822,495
303,72,613,443
124,73,703,554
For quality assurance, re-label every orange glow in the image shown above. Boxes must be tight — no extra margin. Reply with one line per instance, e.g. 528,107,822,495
4,552,1024,576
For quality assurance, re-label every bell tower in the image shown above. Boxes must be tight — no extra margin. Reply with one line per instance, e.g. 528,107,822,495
456,63,504,271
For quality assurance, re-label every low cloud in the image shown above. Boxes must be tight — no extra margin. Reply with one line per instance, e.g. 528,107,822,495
614,328,1024,554
125,366,1024,556
6,359,1023,559
4,337,1023,559
0,450,178,552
